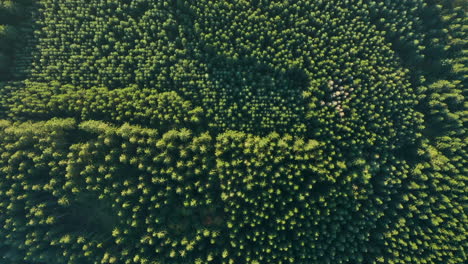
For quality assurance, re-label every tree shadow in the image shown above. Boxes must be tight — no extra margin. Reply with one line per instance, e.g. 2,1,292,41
202,53,309,135
1,1,39,81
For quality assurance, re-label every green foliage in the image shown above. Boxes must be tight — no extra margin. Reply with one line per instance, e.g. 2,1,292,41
0,81,205,131
0,0,466,263
0,119,221,263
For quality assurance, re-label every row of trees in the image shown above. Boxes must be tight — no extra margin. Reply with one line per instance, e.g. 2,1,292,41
0,81,205,132
0,119,315,263
0,119,219,263
1,117,464,263
366,2,467,263
19,0,422,135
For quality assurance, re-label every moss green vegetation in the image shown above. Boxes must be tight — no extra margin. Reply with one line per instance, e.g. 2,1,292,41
0,0,466,263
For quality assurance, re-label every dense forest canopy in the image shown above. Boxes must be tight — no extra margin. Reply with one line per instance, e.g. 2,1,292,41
0,0,466,263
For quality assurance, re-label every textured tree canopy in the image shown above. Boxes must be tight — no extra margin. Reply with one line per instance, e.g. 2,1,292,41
0,0,466,263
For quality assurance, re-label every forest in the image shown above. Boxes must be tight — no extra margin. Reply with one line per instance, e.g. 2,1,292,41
0,0,466,263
